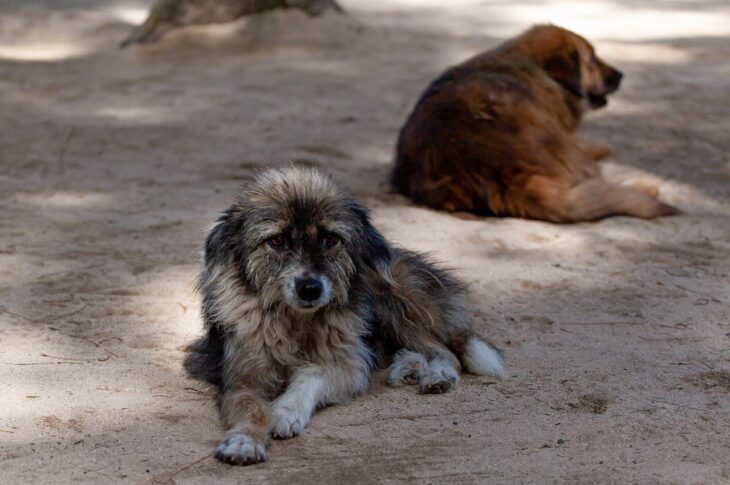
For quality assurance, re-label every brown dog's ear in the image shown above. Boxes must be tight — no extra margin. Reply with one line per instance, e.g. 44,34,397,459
545,49,583,98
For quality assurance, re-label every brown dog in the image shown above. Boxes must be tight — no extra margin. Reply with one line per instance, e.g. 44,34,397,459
393,25,678,222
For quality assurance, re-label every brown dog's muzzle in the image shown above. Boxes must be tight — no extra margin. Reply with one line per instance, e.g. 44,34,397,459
588,91,608,108
588,63,623,108
604,67,623,93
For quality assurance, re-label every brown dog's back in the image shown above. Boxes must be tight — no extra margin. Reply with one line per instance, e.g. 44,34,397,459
394,62,579,214
393,25,677,222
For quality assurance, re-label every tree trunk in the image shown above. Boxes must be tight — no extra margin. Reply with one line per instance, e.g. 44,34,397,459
121,0,344,47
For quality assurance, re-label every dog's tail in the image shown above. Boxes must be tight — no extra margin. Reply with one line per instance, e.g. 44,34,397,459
460,336,505,379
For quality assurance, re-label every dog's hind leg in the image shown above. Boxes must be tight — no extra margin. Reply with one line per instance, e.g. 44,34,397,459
387,349,428,387
387,332,505,392
562,178,679,221
418,353,462,394
626,180,660,198
387,345,479,393
517,176,679,222
386,338,463,394
383,251,505,392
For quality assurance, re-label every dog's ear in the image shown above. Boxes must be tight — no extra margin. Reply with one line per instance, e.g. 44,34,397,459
362,223,394,285
351,204,394,285
545,48,583,98
203,205,246,271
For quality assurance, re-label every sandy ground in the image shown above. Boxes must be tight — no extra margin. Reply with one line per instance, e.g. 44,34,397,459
1,0,729,483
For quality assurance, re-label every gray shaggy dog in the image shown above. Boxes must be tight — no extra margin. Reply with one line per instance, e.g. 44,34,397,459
186,165,504,465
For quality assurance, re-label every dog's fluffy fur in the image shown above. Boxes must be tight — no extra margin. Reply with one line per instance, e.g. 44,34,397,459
393,24,679,222
186,166,504,465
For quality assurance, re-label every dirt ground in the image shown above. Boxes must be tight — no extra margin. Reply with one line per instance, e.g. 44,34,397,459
1,0,729,483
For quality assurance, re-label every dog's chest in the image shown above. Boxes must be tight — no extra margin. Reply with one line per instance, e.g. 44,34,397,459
234,308,360,369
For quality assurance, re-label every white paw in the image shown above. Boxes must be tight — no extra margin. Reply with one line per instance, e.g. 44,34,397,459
418,357,461,394
387,349,428,387
215,433,268,465
271,408,308,439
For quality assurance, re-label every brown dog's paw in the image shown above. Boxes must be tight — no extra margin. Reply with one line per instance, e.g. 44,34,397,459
630,181,660,198
636,198,681,219
588,144,612,160
655,201,681,217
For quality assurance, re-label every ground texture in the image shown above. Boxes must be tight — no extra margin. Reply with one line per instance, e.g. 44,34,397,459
1,0,729,483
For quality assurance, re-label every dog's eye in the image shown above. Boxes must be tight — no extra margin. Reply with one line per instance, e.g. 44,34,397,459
267,235,288,250
321,234,340,248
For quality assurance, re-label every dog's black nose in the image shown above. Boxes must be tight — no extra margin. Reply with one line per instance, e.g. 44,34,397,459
606,69,623,91
295,278,323,302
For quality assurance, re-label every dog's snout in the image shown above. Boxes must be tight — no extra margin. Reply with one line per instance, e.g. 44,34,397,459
606,68,623,91
295,278,323,302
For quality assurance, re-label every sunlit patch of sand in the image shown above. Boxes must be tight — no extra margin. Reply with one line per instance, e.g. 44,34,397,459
0,43,92,62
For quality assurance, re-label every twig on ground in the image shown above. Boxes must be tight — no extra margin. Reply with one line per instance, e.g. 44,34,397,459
698,359,715,370
183,387,211,396
169,452,213,483
1,361,84,365
35,262,107,284
40,352,108,362
0,304,88,324
82,337,123,358
58,126,76,171
42,294,75,304
0,307,43,323
49,304,88,320
0,303,88,323
651,399,712,413
561,320,644,326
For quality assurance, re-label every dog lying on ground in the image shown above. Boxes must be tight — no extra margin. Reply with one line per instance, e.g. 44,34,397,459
185,166,504,465
393,24,678,222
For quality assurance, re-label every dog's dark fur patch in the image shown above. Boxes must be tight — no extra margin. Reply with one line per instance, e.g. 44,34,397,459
393,24,678,222
186,166,504,465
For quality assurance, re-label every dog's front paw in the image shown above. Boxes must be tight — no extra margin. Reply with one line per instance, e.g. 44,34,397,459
271,408,307,439
215,433,268,465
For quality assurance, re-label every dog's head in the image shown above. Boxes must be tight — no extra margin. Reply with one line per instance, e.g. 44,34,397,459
204,166,391,314
520,25,623,109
